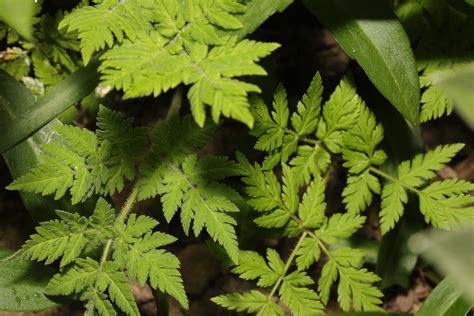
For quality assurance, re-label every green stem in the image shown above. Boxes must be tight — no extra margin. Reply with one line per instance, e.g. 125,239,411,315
118,185,139,222
100,240,112,264
368,166,422,194
100,185,139,264
258,231,308,315
302,137,320,146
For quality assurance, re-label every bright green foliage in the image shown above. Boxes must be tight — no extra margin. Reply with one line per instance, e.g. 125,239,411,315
316,213,366,245
155,154,241,263
315,77,359,154
6,106,247,311
250,75,324,173
250,73,366,184
61,0,279,127
96,106,148,194
112,214,187,308
213,249,324,316
212,290,270,314
217,152,382,313
342,100,386,214
17,198,114,267
319,248,383,311
249,73,388,215
138,115,216,201
137,116,242,262
213,73,470,313
59,0,154,64
13,198,187,315
343,171,382,214
9,106,243,263
419,84,453,122
8,105,147,204
419,179,474,229
379,144,473,233
101,36,278,127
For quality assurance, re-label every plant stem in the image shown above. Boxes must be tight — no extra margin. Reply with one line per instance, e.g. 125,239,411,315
258,231,308,315
100,240,112,264
368,166,422,194
100,184,139,264
303,137,320,145
118,185,139,222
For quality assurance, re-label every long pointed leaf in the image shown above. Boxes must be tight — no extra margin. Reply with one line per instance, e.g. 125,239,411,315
303,0,420,124
0,249,59,312
416,277,471,316
0,57,101,153
0,70,95,221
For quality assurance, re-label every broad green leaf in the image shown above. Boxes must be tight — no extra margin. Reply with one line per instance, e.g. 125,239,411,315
0,57,101,154
410,228,474,304
0,0,35,40
303,0,420,124
416,277,471,316
0,249,59,312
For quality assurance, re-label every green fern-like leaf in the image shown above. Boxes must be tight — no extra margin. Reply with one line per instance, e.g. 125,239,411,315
17,198,113,267
252,86,289,152
237,152,283,213
343,171,381,214
212,290,269,314
113,214,188,308
316,77,359,154
420,85,453,122
291,72,323,135
59,0,154,63
318,247,382,311
142,153,241,263
96,106,147,195
96,262,140,316
137,116,215,200
295,237,321,271
298,177,326,229
380,183,407,234
7,108,147,203
249,73,366,185
398,144,464,186
44,249,141,315
290,144,331,185
342,100,386,167
232,250,282,287
316,213,366,245
337,266,383,312
418,58,456,123
419,179,474,229
45,257,100,296
85,290,117,316
13,196,187,315
279,271,324,315
94,2,278,127
379,143,467,233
